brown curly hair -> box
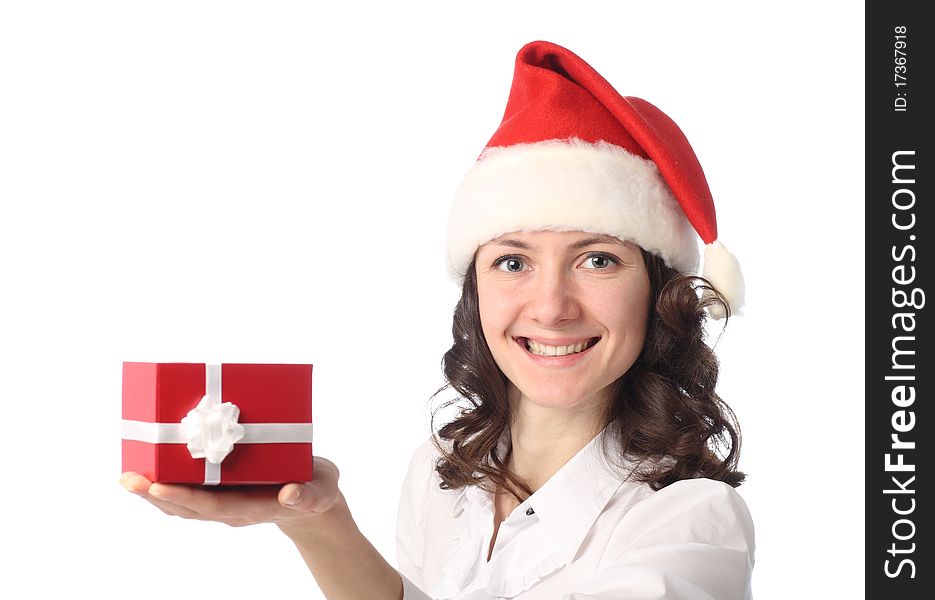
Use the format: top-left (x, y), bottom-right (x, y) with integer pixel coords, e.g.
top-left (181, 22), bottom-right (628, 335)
top-left (430, 248), bottom-right (745, 503)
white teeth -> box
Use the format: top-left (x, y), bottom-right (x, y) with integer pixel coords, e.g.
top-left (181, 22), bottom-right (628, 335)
top-left (525, 339), bottom-right (594, 357)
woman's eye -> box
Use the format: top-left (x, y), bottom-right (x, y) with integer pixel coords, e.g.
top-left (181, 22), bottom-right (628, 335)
top-left (495, 257), bottom-right (526, 273)
top-left (582, 254), bottom-right (617, 269)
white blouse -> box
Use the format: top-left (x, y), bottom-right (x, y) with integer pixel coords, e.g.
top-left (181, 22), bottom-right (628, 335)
top-left (395, 427), bottom-right (755, 599)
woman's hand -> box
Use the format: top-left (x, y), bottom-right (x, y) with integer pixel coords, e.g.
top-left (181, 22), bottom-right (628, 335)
top-left (119, 456), bottom-right (343, 532)
top-left (121, 458), bottom-right (405, 598)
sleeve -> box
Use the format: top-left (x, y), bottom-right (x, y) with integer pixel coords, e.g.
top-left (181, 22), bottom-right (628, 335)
top-left (562, 479), bottom-right (755, 600)
top-left (401, 573), bottom-right (434, 600)
top-left (396, 437), bottom-right (438, 600)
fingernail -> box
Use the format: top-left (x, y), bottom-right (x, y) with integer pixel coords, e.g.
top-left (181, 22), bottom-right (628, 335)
top-left (149, 485), bottom-right (167, 500)
top-left (283, 487), bottom-right (303, 506)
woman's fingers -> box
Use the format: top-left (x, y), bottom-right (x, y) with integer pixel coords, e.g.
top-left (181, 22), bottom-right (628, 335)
top-left (120, 471), bottom-right (151, 495)
top-left (147, 482), bottom-right (282, 522)
top-left (120, 472), bottom-right (210, 521)
top-left (120, 471), bottom-right (274, 522)
top-left (146, 494), bottom-right (206, 521)
top-left (118, 456), bottom-right (343, 526)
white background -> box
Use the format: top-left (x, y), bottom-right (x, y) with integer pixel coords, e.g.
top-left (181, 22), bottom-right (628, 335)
top-left (0, 2), bottom-right (863, 598)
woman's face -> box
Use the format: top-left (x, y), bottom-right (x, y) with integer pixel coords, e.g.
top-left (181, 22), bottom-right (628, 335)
top-left (475, 230), bottom-right (651, 413)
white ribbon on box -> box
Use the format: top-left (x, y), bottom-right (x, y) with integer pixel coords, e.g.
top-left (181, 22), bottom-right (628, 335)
top-left (121, 364), bottom-right (314, 485)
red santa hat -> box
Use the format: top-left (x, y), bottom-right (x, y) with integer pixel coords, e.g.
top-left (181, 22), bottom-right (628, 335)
top-left (446, 41), bottom-right (744, 319)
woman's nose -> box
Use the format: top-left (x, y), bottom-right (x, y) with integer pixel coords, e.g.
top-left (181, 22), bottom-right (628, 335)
top-left (523, 266), bottom-right (581, 326)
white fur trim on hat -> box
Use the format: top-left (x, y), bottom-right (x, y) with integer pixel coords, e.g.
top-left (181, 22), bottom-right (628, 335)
top-left (446, 138), bottom-right (699, 280)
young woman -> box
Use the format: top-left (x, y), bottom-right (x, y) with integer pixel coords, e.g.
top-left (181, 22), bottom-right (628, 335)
top-left (121, 41), bottom-right (754, 599)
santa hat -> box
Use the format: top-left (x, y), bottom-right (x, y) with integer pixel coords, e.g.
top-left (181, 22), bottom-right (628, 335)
top-left (446, 41), bottom-right (744, 319)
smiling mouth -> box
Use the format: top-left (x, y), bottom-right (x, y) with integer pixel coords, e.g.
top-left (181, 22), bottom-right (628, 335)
top-left (515, 337), bottom-right (600, 357)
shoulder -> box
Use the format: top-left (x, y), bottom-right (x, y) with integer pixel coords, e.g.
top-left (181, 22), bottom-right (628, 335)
top-left (397, 434), bottom-right (469, 527)
top-left (578, 479), bottom-right (755, 599)
top-left (396, 435), bottom-right (457, 575)
top-left (402, 435), bottom-right (446, 487)
top-left (612, 478), bottom-right (755, 553)
top-left (647, 478), bottom-right (753, 524)
top-left (398, 434), bottom-right (462, 512)
top-left (398, 436), bottom-right (439, 506)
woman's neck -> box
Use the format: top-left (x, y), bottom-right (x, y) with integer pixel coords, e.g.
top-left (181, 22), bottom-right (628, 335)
top-left (506, 389), bottom-right (609, 493)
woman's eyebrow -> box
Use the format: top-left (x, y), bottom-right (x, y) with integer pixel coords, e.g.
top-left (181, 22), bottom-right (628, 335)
top-left (568, 234), bottom-right (628, 250)
top-left (489, 238), bottom-right (532, 249)
top-left (487, 235), bottom-right (629, 251)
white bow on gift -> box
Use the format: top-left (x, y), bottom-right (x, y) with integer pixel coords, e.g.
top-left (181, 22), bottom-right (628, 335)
top-left (180, 393), bottom-right (245, 465)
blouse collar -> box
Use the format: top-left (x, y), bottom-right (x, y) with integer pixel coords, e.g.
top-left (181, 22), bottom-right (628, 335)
top-left (441, 425), bottom-right (634, 597)
top-left (525, 425), bottom-right (627, 564)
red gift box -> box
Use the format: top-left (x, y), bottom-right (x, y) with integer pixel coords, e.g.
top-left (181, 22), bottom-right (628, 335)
top-left (122, 362), bottom-right (313, 485)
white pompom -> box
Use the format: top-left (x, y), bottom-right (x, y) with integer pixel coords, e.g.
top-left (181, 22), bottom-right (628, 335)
top-left (701, 241), bottom-right (745, 320)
